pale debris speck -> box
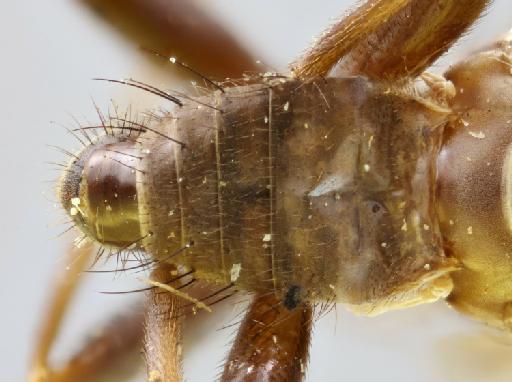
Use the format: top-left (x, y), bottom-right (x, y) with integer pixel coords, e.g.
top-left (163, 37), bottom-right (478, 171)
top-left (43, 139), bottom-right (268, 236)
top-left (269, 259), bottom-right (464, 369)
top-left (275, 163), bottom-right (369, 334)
top-left (230, 263), bottom-right (242, 282)
top-left (272, 335), bottom-right (277, 344)
top-left (262, 233), bottom-right (272, 242)
top-left (449, 219), bottom-right (454, 225)
top-left (70, 197), bottom-right (87, 217)
top-left (363, 164), bottom-right (371, 172)
top-left (381, 242), bottom-right (388, 248)
top-left (423, 224), bottom-right (430, 231)
top-left (304, 122), bottom-right (309, 129)
top-left (424, 263), bottom-right (431, 270)
top-left (148, 370), bottom-right (161, 382)
top-left (461, 119), bottom-right (470, 127)
top-left (169, 57), bottom-right (176, 64)
top-left (264, 116), bottom-right (269, 124)
top-left (368, 135), bottom-right (374, 149)
top-left (401, 219), bottom-right (408, 231)
top-left (283, 101), bottom-right (290, 111)
top-left (247, 366), bottom-right (254, 374)
top-left (469, 131), bottom-right (486, 139)
top-left (467, 226), bottom-right (473, 235)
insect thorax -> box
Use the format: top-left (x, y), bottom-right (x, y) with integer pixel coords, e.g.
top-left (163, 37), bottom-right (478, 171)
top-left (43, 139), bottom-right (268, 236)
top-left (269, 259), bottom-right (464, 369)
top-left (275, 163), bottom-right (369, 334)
top-left (132, 76), bottom-right (456, 313)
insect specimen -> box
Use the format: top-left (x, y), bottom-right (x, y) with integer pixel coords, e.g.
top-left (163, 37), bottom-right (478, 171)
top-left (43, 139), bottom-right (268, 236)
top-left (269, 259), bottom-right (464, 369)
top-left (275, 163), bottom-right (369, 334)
top-left (28, 0), bottom-right (512, 381)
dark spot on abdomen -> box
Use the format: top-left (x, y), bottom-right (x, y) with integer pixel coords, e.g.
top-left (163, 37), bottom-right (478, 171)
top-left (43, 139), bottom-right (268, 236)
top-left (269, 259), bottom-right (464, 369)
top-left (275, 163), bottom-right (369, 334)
top-left (283, 285), bottom-right (302, 310)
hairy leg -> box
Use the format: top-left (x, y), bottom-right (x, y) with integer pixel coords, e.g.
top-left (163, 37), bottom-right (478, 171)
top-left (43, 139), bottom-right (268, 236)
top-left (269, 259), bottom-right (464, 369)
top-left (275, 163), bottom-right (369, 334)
top-left (144, 264), bottom-right (184, 382)
top-left (28, 253), bottom-right (217, 382)
top-left (293, 0), bottom-right (491, 80)
top-left (221, 293), bottom-right (313, 382)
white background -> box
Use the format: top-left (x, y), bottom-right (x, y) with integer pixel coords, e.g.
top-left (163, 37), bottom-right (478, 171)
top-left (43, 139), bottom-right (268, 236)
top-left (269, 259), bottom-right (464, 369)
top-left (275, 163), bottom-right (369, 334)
top-left (2, 0), bottom-right (512, 381)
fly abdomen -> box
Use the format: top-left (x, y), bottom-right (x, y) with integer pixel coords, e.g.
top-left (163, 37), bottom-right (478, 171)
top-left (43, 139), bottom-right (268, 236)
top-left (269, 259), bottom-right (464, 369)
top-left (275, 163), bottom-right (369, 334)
top-left (62, 76), bottom-right (457, 310)
top-left (138, 76), bottom-right (456, 309)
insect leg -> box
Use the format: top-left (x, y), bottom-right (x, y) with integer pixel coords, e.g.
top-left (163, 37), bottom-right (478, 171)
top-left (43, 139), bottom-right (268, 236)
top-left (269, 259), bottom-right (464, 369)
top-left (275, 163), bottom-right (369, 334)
top-left (40, 308), bottom-right (144, 382)
top-left (28, 241), bottom-right (145, 382)
top-left (144, 264), bottom-right (184, 382)
top-left (221, 293), bottom-right (313, 382)
top-left (28, 241), bottom-right (93, 382)
top-left (293, 0), bottom-right (491, 80)
top-left (80, 0), bottom-right (259, 79)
